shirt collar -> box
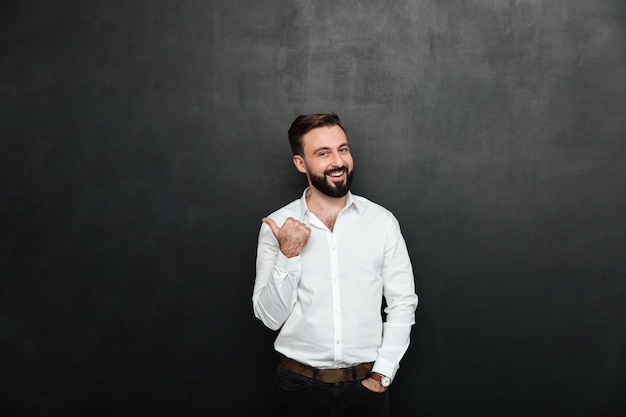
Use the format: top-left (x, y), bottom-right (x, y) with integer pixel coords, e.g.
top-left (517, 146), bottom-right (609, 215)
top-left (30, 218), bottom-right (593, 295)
top-left (298, 187), bottom-right (361, 219)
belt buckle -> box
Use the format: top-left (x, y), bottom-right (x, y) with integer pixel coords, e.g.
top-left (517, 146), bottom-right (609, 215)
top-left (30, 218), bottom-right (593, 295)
top-left (320, 369), bottom-right (344, 383)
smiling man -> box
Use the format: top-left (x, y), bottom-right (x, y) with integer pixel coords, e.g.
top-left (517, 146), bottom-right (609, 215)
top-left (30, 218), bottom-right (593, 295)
top-left (253, 113), bottom-right (418, 417)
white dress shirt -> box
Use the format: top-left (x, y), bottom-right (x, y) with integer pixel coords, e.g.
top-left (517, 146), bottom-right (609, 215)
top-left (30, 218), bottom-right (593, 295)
top-left (253, 189), bottom-right (418, 380)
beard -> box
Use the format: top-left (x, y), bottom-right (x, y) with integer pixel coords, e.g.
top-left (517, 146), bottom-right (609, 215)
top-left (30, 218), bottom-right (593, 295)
top-left (308, 166), bottom-right (353, 198)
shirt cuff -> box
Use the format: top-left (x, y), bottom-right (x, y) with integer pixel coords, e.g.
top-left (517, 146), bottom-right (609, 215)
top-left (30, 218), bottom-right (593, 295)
top-left (274, 250), bottom-right (301, 274)
top-left (371, 356), bottom-right (397, 381)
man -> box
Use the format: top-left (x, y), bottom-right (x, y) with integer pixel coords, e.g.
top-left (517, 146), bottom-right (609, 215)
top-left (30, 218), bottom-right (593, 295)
top-left (253, 113), bottom-right (418, 417)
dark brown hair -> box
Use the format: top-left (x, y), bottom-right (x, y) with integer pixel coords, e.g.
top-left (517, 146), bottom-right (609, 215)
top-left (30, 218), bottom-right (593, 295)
top-left (287, 113), bottom-right (346, 156)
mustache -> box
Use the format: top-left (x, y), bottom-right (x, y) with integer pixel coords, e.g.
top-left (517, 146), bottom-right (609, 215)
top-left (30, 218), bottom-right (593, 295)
top-left (324, 167), bottom-right (348, 176)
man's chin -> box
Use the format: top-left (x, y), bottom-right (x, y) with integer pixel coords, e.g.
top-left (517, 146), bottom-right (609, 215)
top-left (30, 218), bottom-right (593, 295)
top-left (325, 184), bottom-right (350, 198)
top-left (309, 171), bottom-right (352, 198)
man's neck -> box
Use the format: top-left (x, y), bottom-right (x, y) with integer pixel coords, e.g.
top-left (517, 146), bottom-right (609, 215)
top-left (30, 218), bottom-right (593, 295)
top-left (305, 187), bottom-right (348, 215)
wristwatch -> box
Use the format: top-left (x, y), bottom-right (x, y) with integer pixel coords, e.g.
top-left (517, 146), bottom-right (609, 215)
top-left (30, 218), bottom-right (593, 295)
top-left (370, 372), bottom-right (391, 388)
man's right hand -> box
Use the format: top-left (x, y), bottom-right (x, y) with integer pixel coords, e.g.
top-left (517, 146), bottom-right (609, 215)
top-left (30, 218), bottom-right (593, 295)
top-left (262, 217), bottom-right (311, 258)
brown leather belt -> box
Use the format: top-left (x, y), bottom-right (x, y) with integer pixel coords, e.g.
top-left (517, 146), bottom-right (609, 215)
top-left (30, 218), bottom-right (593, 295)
top-left (279, 355), bottom-right (374, 384)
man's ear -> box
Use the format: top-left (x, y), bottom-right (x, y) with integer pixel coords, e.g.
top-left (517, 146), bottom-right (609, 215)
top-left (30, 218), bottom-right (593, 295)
top-left (293, 155), bottom-right (307, 174)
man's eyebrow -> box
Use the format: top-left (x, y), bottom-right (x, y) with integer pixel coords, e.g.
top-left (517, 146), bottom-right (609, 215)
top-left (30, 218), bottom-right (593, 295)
top-left (312, 146), bottom-right (330, 154)
top-left (311, 143), bottom-right (349, 154)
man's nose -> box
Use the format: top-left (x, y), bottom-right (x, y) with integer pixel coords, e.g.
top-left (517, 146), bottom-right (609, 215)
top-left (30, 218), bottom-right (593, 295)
top-left (330, 151), bottom-right (344, 166)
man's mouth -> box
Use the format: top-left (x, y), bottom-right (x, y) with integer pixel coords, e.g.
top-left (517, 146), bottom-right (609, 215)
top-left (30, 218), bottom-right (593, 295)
top-left (326, 168), bottom-right (347, 180)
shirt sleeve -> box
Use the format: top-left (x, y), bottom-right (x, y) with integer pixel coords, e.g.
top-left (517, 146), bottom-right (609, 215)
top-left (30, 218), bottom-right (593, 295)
top-left (372, 215), bottom-right (419, 380)
top-left (252, 221), bottom-right (303, 331)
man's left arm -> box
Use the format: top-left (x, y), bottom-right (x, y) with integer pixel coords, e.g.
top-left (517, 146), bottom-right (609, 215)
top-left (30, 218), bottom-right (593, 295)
top-left (370, 215), bottom-right (418, 385)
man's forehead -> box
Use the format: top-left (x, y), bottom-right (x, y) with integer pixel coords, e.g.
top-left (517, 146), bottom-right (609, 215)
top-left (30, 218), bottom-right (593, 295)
top-left (302, 125), bottom-right (348, 147)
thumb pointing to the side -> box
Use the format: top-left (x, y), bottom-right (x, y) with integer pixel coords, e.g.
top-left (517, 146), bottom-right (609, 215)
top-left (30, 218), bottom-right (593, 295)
top-left (261, 217), bottom-right (280, 238)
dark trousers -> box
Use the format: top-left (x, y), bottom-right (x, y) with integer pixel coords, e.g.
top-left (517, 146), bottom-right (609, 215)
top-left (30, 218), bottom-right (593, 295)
top-left (273, 365), bottom-right (390, 417)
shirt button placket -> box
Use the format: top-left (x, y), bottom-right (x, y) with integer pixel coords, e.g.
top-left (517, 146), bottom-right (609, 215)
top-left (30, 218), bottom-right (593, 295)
top-left (330, 234), bottom-right (342, 362)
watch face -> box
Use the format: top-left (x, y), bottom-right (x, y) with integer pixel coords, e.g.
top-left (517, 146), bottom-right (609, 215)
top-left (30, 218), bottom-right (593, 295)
top-left (381, 376), bottom-right (391, 387)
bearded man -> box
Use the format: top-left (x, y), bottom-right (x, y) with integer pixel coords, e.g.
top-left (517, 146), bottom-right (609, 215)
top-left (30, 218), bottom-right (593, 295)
top-left (253, 113), bottom-right (418, 417)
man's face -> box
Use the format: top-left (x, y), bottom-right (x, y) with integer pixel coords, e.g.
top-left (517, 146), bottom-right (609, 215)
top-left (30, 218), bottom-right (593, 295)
top-left (294, 125), bottom-right (354, 198)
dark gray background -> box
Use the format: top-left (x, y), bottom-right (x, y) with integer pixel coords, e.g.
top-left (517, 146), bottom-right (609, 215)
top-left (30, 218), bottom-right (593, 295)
top-left (2, 1), bottom-right (625, 416)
